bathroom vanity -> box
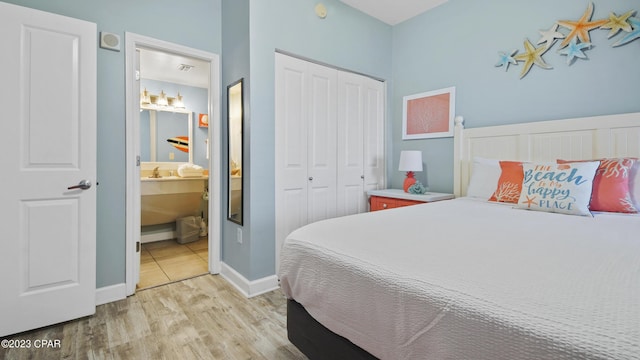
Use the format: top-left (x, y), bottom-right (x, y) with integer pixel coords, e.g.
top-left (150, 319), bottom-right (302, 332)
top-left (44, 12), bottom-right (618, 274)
top-left (141, 174), bottom-right (207, 227)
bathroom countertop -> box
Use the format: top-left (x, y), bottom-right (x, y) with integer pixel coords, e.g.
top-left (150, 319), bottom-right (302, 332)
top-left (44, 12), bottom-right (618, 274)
top-left (141, 176), bottom-right (208, 182)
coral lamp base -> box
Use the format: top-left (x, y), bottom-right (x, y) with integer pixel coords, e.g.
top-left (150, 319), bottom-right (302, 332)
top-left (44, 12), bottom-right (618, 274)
top-left (403, 172), bottom-right (416, 192)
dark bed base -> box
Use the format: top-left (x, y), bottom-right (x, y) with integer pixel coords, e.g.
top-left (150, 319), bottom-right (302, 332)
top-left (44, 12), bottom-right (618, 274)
top-left (287, 299), bottom-right (378, 360)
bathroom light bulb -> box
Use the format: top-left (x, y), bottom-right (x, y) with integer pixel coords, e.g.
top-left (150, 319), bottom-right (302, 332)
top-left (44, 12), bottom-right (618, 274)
top-left (156, 90), bottom-right (168, 106)
top-left (173, 92), bottom-right (185, 108)
top-left (140, 88), bottom-right (151, 105)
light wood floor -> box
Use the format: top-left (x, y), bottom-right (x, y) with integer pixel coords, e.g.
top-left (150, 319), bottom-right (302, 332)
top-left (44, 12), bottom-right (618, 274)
top-left (138, 238), bottom-right (209, 290)
top-left (0, 275), bottom-right (307, 360)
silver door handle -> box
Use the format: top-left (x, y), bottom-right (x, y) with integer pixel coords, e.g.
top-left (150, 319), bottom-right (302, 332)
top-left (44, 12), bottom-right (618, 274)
top-left (68, 180), bottom-right (92, 190)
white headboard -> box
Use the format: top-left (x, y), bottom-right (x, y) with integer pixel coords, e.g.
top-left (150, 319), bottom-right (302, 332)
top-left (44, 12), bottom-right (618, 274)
top-left (453, 112), bottom-right (640, 197)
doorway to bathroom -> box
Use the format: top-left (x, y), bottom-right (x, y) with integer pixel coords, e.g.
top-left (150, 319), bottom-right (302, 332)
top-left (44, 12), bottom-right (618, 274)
top-left (125, 33), bottom-right (221, 295)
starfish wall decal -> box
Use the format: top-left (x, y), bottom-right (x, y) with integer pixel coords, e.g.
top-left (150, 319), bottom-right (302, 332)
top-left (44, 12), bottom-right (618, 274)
top-left (514, 38), bottom-right (552, 78)
top-left (613, 17), bottom-right (640, 46)
top-left (601, 10), bottom-right (636, 38)
top-left (558, 38), bottom-right (592, 65)
top-left (495, 49), bottom-right (518, 71)
top-left (494, 3), bottom-right (638, 77)
top-left (557, 2), bottom-right (607, 48)
top-left (537, 24), bottom-right (565, 46)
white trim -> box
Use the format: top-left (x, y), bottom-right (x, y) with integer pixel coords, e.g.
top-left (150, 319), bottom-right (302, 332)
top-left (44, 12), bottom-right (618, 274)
top-left (124, 32), bottom-right (221, 295)
top-left (140, 230), bottom-right (175, 243)
top-left (96, 283), bottom-right (127, 306)
top-left (220, 263), bottom-right (280, 298)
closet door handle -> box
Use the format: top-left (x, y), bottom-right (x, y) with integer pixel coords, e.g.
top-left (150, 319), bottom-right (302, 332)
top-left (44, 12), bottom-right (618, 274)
top-left (68, 180), bottom-right (92, 190)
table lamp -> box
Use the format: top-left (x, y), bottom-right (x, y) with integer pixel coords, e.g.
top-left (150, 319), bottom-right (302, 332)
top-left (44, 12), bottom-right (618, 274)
top-left (399, 150), bottom-right (423, 192)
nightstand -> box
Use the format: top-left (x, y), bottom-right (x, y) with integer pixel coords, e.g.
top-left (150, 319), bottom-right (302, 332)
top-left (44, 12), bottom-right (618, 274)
top-left (367, 189), bottom-right (454, 211)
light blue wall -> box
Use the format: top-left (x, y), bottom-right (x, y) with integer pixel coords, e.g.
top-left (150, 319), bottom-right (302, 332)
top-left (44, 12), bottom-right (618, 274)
top-left (391, 0), bottom-right (640, 193)
top-left (11, 0), bottom-right (639, 287)
top-left (221, 0), bottom-right (251, 278)
top-left (244, 0), bottom-right (393, 280)
top-left (6, 0), bottom-right (222, 288)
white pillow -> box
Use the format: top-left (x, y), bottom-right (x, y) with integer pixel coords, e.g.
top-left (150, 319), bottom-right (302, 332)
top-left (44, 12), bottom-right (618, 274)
top-left (516, 161), bottom-right (599, 216)
top-left (466, 157), bottom-right (500, 199)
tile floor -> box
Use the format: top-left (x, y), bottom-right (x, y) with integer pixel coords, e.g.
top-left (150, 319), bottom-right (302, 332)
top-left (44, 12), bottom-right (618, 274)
top-left (137, 237), bottom-right (208, 290)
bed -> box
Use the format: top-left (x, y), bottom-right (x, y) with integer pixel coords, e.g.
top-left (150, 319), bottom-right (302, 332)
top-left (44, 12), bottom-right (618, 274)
top-left (278, 112), bottom-right (640, 360)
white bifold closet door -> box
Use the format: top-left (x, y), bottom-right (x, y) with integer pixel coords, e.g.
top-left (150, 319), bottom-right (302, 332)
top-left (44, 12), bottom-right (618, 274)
top-left (275, 53), bottom-right (385, 272)
top-left (337, 71), bottom-right (385, 216)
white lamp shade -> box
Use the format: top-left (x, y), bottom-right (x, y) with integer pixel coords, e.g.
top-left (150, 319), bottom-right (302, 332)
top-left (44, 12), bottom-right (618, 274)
top-left (398, 150), bottom-right (423, 172)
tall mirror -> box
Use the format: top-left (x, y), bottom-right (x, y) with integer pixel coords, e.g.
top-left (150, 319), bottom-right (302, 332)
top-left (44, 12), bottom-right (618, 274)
top-left (227, 79), bottom-right (243, 225)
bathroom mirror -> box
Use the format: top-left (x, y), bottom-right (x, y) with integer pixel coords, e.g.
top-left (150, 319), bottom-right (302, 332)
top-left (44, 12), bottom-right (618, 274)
top-left (140, 106), bottom-right (193, 163)
top-left (227, 79), bottom-right (243, 225)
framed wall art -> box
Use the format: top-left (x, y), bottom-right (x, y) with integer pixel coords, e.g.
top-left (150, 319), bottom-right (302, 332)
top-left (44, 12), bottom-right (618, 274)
top-left (198, 113), bottom-right (209, 128)
top-left (402, 86), bottom-right (455, 140)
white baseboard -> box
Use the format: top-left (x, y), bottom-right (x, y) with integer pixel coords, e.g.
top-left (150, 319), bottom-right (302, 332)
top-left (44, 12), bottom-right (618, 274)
top-left (220, 262), bottom-right (279, 298)
top-left (96, 283), bottom-right (127, 306)
top-left (141, 230), bottom-right (175, 243)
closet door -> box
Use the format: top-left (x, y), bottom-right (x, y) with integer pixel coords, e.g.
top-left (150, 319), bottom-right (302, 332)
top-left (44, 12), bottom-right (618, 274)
top-left (276, 53), bottom-right (384, 271)
top-left (337, 72), bottom-right (385, 216)
top-left (337, 71), bottom-right (365, 216)
top-left (361, 75), bottom-right (386, 196)
top-left (275, 54), bottom-right (338, 270)
top-left (275, 53), bottom-right (309, 261)
top-left (307, 62), bottom-right (337, 223)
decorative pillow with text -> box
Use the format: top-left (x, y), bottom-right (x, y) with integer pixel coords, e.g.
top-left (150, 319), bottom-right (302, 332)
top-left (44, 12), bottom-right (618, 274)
top-left (516, 162), bottom-right (599, 216)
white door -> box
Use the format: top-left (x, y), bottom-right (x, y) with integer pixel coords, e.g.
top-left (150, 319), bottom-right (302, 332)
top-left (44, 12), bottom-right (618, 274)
top-left (307, 62), bottom-right (337, 223)
top-left (275, 54), bottom-right (339, 272)
top-left (275, 53), bottom-right (309, 262)
top-left (361, 75), bottom-right (386, 199)
top-left (337, 72), bottom-right (385, 215)
top-left (337, 71), bottom-right (365, 216)
top-left (0, 2), bottom-right (97, 337)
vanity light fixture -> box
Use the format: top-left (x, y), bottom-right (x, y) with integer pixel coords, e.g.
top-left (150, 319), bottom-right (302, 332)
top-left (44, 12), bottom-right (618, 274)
top-left (140, 89), bottom-right (186, 109)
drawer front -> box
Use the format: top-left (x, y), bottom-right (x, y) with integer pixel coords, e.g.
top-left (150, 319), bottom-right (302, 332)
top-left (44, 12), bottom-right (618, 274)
top-left (370, 196), bottom-right (397, 211)
top-left (396, 199), bottom-right (424, 207)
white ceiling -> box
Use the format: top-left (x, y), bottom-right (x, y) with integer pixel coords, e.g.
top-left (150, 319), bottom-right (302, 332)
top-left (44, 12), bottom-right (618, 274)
top-left (139, 47), bottom-right (210, 89)
top-left (339, 0), bottom-right (449, 25)
top-left (140, 1), bottom-right (447, 86)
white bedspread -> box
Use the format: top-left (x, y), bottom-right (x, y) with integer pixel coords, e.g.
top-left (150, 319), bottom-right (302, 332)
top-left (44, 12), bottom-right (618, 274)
top-left (278, 198), bottom-right (640, 360)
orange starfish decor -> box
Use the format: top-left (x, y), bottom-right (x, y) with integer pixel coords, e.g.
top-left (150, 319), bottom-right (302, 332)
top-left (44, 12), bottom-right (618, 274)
top-left (557, 2), bottom-right (607, 48)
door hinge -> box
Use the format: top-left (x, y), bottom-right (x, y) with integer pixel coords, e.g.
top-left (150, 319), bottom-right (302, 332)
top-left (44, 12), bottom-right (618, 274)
top-left (136, 155), bottom-right (140, 166)
top-left (136, 241), bottom-right (140, 252)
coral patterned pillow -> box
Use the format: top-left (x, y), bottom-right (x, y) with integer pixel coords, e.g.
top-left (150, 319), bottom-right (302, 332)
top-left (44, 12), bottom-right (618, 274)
top-left (558, 158), bottom-right (637, 213)
top-left (517, 162), bottom-right (599, 216)
top-left (489, 161), bottom-right (524, 203)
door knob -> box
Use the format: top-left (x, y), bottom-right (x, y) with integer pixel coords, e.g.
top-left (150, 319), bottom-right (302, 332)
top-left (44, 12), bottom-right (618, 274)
top-left (68, 180), bottom-right (92, 190)
top-left (308, 177), bottom-right (313, 181)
